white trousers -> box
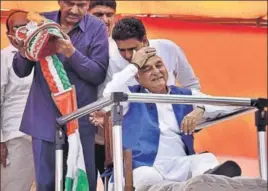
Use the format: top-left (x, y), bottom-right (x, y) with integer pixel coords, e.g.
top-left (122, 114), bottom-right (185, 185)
top-left (1, 136), bottom-right (34, 191)
top-left (109, 153), bottom-right (218, 190)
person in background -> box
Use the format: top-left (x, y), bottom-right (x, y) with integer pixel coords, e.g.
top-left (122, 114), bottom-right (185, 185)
top-left (88, 0), bottom-right (117, 181)
top-left (88, 0), bottom-right (116, 37)
top-left (98, 16), bottom-right (201, 98)
top-left (10, 1), bottom-right (109, 190)
top-left (0, 10), bottom-right (34, 191)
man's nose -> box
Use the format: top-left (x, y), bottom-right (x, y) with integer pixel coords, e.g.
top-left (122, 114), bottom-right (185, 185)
top-left (125, 50), bottom-right (133, 61)
top-left (70, 5), bottom-right (79, 14)
top-left (152, 66), bottom-right (160, 74)
top-left (102, 15), bottom-right (109, 24)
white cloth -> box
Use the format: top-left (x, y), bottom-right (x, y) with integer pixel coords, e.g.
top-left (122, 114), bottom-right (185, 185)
top-left (98, 38), bottom-right (200, 98)
top-left (104, 64), bottom-right (244, 188)
top-left (1, 136), bottom-right (34, 191)
top-left (0, 45), bottom-right (33, 142)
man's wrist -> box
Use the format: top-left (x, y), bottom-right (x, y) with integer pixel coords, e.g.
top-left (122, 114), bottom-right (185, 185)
top-left (65, 47), bottom-right (76, 58)
top-left (131, 62), bottom-right (140, 69)
top-left (196, 105), bottom-right (205, 111)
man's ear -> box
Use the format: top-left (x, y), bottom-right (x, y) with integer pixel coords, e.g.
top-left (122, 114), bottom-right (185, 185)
top-left (142, 36), bottom-right (149, 46)
top-left (7, 33), bottom-right (12, 42)
top-left (135, 74), bottom-right (140, 81)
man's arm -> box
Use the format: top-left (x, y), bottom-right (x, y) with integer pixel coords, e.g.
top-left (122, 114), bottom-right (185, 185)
top-left (67, 24), bottom-right (109, 86)
top-left (97, 59), bottom-right (114, 99)
top-left (181, 90), bottom-right (245, 134)
top-left (1, 50), bottom-right (9, 142)
top-left (12, 53), bottom-right (35, 78)
top-left (192, 89), bottom-right (245, 120)
top-left (103, 64), bottom-right (138, 115)
top-left (169, 41), bottom-right (200, 90)
top-left (0, 50), bottom-right (9, 167)
top-left (1, 50), bottom-right (9, 107)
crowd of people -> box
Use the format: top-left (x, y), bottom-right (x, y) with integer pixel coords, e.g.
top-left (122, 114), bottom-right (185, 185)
top-left (1, 0), bottom-right (244, 191)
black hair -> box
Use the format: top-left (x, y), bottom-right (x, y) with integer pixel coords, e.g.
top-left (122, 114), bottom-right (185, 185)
top-left (112, 17), bottom-right (146, 41)
top-left (89, 0), bottom-right (116, 11)
top-left (5, 10), bottom-right (28, 33)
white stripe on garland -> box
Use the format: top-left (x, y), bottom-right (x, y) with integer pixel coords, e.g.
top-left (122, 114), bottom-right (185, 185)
top-left (45, 56), bottom-right (65, 93)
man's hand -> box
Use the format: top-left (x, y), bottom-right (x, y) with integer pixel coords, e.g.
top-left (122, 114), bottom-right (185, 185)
top-left (131, 47), bottom-right (156, 68)
top-left (55, 31), bottom-right (75, 58)
top-left (89, 109), bottom-right (106, 127)
top-left (0, 142), bottom-right (8, 168)
top-left (7, 35), bottom-right (26, 58)
top-left (181, 107), bottom-right (205, 135)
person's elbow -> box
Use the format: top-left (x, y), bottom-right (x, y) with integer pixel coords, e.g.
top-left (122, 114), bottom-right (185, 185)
top-left (103, 88), bottom-right (111, 98)
top-left (84, 66), bottom-right (106, 86)
top-left (12, 53), bottom-right (34, 78)
top-left (12, 60), bottom-right (32, 78)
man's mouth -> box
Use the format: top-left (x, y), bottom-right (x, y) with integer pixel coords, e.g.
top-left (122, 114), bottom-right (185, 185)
top-left (152, 76), bottom-right (163, 82)
top-left (67, 15), bottom-right (79, 20)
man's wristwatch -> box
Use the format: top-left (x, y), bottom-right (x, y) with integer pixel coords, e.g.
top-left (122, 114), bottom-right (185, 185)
top-left (197, 105), bottom-right (205, 111)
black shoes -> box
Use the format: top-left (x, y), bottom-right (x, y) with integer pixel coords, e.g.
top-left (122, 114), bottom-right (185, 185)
top-left (204, 160), bottom-right (242, 177)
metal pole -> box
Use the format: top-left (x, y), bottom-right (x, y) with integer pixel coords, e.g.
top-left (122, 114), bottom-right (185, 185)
top-left (258, 131), bottom-right (267, 180)
top-left (57, 97), bottom-right (113, 126)
top-left (127, 93), bottom-right (253, 106)
top-left (255, 109), bottom-right (267, 180)
top-left (111, 102), bottom-right (124, 191)
top-left (55, 125), bottom-right (65, 191)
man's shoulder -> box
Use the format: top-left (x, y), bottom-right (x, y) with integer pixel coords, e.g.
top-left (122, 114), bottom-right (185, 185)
top-left (1, 45), bottom-right (17, 58)
top-left (150, 39), bottom-right (181, 49)
top-left (169, 85), bottom-right (192, 95)
top-left (128, 85), bottom-right (142, 93)
top-left (41, 11), bottom-right (58, 21)
top-left (83, 14), bottom-right (105, 31)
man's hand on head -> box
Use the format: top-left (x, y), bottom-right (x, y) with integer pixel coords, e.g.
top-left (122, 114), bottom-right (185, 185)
top-left (131, 47), bottom-right (156, 68)
top-left (181, 107), bottom-right (205, 135)
top-left (55, 31), bottom-right (76, 58)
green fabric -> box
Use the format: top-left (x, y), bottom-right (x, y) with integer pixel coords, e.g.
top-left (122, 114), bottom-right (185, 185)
top-left (51, 55), bottom-right (71, 90)
top-left (65, 177), bottom-right (73, 191)
top-left (75, 169), bottom-right (89, 191)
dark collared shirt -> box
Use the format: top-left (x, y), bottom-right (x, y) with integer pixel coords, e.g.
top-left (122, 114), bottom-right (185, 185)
top-left (13, 11), bottom-right (109, 142)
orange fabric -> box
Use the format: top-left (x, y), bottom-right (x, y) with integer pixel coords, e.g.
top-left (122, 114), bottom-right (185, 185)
top-left (52, 88), bottom-right (79, 136)
top-left (40, 58), bottom-right (59, 93)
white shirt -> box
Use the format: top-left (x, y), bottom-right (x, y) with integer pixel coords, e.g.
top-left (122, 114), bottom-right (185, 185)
top-left (98, 38), bottom-right (200, 98)
top-left (1, 45), bottom-right (33, 142)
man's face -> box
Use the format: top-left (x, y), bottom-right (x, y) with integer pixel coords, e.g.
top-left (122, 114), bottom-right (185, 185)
top-left (115, 37), bottom-right (147, 62)
top-left (88, 5), bottom-right (115, 36)
top-left (59, 0), bottom-right (89, 25)
top-left (136, 55), bottom-right (168, 93)
top-left (7, 12), bottom-right (28, 36)
top-left (7, 12), bottom-right (28, 46)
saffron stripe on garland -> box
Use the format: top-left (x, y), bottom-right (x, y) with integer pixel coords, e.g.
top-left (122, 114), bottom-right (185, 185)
top-left (40, 58), bottom-right (59, 93)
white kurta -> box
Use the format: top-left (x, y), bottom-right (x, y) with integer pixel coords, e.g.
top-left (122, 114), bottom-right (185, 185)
top-left (1, 45), bottom-right (34, 191)
top-left (104, 64), bottom-right (243, 188)
top-left (1, 45), bottom-right (33, 142)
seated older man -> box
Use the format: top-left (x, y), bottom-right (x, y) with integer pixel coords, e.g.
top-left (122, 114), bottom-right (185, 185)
top-left (102, 52), bottom-right (242, 188)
